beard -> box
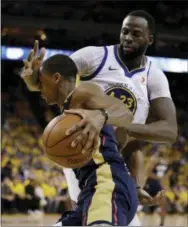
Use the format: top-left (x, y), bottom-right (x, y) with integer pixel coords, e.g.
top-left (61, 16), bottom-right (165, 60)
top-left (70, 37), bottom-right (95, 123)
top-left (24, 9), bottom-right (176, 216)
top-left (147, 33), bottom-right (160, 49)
top-left (120, 43), bottom-right (147, 61)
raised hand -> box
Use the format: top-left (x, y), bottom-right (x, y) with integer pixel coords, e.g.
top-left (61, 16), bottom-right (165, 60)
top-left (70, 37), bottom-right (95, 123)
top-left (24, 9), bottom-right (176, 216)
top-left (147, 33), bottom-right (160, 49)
top-left (20, 40), bottom-right (46, 91)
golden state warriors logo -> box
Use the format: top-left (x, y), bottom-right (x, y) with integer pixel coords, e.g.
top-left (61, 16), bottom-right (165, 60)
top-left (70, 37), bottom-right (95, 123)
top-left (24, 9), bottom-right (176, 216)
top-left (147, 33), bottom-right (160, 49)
top-left (105, 86), bottom-right (137, 114)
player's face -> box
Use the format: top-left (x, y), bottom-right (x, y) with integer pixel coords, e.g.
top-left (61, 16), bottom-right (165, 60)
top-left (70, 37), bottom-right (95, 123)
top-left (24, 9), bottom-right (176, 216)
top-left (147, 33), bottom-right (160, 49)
top-left (39, 69), bottom-right (62, 105)
top-left (120, 16), bottom-right (153, 59)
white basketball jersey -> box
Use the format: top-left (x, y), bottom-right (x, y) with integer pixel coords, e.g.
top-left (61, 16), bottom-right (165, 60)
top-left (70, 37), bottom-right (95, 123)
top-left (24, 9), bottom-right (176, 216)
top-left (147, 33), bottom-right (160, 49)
top-left (71, 45), bottom-right (171, 124)
top-left (79, 44), bottom-right (151, 124)
top-left (62, 45), bottom-right (171, 225)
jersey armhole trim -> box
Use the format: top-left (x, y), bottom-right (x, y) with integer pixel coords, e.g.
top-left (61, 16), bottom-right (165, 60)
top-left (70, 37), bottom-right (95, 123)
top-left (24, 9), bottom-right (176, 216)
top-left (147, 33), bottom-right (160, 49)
top-left (147, 61), bottom-right (152, 101)
top-left (147, 61), bottom-right (152, 78)
top-left (80, 46), bottom-right (108, 81)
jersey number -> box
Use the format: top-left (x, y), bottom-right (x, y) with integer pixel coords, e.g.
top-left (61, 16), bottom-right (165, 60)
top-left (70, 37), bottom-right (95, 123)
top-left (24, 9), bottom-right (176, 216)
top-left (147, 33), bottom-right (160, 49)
top-left (105, 87), bottom-right (137, 114)
top-left (109, 91), bottom-right (133, 109)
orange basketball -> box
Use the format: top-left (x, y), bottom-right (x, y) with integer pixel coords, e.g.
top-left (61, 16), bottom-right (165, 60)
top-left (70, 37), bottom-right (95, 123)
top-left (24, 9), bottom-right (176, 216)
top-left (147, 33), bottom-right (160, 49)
top-left (42, 114), bottom-right (92, 168)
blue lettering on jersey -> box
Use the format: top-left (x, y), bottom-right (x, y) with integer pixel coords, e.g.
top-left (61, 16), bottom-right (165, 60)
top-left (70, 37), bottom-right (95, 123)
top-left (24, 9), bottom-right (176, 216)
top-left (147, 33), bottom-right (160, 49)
top-left (105, 86), bottom-right (137, 114)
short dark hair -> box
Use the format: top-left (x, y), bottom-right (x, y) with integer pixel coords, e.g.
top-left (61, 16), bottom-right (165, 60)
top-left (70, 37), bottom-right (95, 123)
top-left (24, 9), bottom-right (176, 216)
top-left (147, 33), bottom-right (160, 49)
top-left (127, 10), bottom-right (155, 34)
top-left (42, 54), bottom-right (77, 80)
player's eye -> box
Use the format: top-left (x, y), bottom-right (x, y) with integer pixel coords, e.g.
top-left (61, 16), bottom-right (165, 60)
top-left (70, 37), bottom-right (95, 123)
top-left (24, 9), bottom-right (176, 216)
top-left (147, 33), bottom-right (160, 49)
top-left (132, 31), bottom-right (142, 37)
top-left (121, 29), bottom-right (128, 35)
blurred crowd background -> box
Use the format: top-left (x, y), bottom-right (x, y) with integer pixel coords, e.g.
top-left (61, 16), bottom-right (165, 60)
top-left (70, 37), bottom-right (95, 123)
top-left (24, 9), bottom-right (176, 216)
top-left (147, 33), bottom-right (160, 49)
top-left (2, 1), bottom-right (188, 57)
top-left (1, 0), bottom-right (188, 219)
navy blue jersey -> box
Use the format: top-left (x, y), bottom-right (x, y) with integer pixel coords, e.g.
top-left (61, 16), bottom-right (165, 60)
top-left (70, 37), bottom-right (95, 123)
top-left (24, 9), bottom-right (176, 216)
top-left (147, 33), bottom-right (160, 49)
top-left (62, 92), bottom-right (125, 190)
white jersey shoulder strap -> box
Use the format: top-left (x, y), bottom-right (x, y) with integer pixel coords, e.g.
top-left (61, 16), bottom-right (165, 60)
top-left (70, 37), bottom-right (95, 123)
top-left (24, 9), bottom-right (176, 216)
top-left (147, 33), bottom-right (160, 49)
top-left (80, 46), bottom-right (108, 81)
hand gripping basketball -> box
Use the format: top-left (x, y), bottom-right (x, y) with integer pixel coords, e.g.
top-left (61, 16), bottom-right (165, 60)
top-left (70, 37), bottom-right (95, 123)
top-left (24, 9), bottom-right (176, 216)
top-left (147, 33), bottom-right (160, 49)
top-left (65, 109), bottom-right (105, 155)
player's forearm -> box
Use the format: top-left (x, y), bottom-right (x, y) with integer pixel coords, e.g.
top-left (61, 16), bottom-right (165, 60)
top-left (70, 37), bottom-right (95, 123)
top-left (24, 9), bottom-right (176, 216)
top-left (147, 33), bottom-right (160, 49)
top-left (128, 120), bottom-right (177, 144)
top-left (105, 104), bottom-right (133, 128)
top-left (84, 95), bottom-right (133, 129)
top-left (123, 149), bottom-right (146, 188)
top-left (79, 83), bottom-right (133, 128)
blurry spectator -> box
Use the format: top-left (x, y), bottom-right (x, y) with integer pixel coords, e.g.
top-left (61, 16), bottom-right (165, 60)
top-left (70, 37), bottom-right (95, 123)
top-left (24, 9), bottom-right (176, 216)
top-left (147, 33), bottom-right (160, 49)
top-left (2, 161), bottom-right (13, 181)
top-left (55, 183), bottom-right (71, 214)
top-left (34, 179), bottom-right (47, 210)
top-left (173, 182), bottom-right (188, 213)
top-left (10, 177), bottom-right (26, 213)
top-left (165, 185), bottom-right (177, 214)
top-left (25, 178), bottom-right (41, 213)
top-left (42, 178), bottom-right (57, 213)
top-left (1, 177), bottom-right (16, 214)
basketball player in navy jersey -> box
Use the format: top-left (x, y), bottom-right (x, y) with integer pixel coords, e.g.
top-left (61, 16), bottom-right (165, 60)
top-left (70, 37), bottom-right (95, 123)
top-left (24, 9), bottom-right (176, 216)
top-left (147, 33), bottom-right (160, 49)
top-left (28, 53), bottom-right (139, 226)
top-left (20, 10), bottom-right (177, 225)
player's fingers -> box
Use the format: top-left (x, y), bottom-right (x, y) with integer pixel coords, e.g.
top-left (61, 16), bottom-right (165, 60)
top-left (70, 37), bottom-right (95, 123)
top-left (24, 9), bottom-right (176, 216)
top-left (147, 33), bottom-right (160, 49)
top-left (156, 190), bottom-right (164, 199)
top-left (23, 60), bottom-right (29, 69)
top-left (91, 136), bottom-right (100, 156)
top-left (71, 124), bottom-right (90, 147)
top-left (140, 197), bottom-right (156, 206)
top-left (65, 118), bottom-right (88, 136)
top-left (20, 67), bottom-right (33, 79)
top-left (82, 131), bottom-right (97, 154)
top-left (27, 49), bottom-right (34, 61)
top-left (156, 190), bottom-right (165, 204)
top-left (148, 191), bottom-right (165, 206)
top-left (38, 47), bottom-right (46, 61)
top-left (138, 191), bottom-right (153, 205)
top-left (71, 134), bottom-right (83, 148)
top-left (33, 40), bottom-right (39, 56)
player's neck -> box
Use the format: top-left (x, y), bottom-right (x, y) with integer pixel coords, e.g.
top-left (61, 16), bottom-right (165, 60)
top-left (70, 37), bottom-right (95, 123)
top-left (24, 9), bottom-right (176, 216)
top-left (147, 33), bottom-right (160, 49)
top-left (118, 47), bottom-right (146, 71)
top-left (127, 56), bottom-right (145, 71)
top-left (57, 82), bottom-right (75, 109)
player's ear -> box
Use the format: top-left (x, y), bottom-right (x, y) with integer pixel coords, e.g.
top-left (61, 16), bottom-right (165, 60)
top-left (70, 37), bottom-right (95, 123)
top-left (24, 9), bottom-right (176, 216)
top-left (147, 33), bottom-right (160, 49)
top-left (149, 34), bottom-right (154, 46)
top-left (53, 73), bottom-right (61, 84)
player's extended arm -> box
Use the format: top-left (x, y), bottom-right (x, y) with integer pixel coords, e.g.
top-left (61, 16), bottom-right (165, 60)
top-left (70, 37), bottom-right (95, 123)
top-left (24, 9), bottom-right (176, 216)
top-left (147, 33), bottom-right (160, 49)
top-left (128, 98), bottom-right (178, 144)
top-left (72, 82), bottom-right (133, 128)
top-left (116, 128), bottom-right (145, 187)
top-left (123, 148), bottom-right (145, 187)
top-left (145, 155), bottom-right (161, 180)
top-left (65, 82), bottom-right (133, 152)
top-left (122, 147), bottom-right (165, 206)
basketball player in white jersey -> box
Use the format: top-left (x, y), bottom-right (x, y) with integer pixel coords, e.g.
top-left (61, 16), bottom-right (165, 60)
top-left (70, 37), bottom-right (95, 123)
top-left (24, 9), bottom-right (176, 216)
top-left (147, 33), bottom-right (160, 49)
top-left (58, 10), bottom-right (177, 226)
top-left (20, 10), bottom-right (177, 226)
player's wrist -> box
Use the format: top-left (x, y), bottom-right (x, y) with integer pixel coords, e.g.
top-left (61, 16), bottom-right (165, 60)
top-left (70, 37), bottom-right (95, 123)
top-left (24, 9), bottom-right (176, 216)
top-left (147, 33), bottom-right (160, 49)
top-left (26, 69), bottom-right (41, 91)
top-left (98, 109), bottom-right (109, 125)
